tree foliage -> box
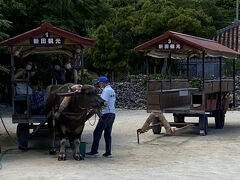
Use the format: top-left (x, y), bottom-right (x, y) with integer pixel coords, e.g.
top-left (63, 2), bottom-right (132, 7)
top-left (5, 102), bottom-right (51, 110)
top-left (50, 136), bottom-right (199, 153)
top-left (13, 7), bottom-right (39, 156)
top-left (0, 14), bottom-right (12, 40)
top-left (0, 0), bottom-right (237, 74)
top-left (88, 0), bottom-right (229, 72)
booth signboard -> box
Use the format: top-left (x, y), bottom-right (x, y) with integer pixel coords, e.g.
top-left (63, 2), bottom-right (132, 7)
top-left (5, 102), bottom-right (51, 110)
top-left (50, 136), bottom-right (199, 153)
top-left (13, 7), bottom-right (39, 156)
top-left (157, 38), bottom-right (182, 50)
top-left (30, 32), bottom-right (64, 45)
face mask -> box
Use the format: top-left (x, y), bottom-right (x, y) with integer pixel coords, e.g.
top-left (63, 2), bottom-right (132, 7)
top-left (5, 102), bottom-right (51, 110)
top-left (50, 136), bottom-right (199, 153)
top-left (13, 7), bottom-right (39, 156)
top-left (54, 65), bottom-right (61, 71)
top-left (26, 64), bottom-right (32, 71)
top-left (64, 63), bottom-right (72, 70)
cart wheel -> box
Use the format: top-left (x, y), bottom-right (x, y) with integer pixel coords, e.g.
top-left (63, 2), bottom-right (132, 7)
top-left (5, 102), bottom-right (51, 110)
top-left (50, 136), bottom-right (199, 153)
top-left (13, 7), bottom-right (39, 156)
top-left (152, 117), bottom-right (162, 134)
top-left (173, 114), bottom-right (185, 123)
top-left (199, 114), bottom-right (208, 136)
top-left (16, 124), bottom-right (21, 138)
top-left (215, 109), bottom-right (225, 129)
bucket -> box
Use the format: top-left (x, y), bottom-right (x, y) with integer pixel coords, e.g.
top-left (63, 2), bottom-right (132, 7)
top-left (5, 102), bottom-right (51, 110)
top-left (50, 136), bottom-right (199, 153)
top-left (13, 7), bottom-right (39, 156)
top-left (79, 142), bottom-right (87, 157)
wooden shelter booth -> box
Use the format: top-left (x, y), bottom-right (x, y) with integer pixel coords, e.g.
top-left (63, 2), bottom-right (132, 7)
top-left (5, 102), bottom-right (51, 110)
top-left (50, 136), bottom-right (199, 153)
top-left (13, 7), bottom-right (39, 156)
top-left (134, 31), bottom-right (239, 135)
top-left (0, 23), bottom-right (95, 147)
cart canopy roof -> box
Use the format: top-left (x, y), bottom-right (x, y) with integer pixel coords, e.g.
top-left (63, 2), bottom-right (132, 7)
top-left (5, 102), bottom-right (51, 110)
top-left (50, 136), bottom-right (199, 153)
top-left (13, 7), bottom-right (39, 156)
top-left (134, 31), bottom-right (240, 59)
top-left (0, 23), bottom-right (95, 58)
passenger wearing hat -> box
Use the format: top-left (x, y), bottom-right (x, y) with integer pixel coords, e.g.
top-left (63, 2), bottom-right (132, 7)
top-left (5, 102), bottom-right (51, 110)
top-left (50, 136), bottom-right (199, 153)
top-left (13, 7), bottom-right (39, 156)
top-left (86, 76), bottom-right (116, 158)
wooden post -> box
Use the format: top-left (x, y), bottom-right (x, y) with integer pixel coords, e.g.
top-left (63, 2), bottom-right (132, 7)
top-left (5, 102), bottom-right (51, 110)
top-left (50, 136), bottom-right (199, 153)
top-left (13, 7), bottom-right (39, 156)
top-left (10, 46), bottom-right (15, 114)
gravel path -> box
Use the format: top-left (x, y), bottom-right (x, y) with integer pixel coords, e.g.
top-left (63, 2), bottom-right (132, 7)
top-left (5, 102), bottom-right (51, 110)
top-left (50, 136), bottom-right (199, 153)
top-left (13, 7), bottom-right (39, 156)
top-left (0, 109), bottom-right (240, 180)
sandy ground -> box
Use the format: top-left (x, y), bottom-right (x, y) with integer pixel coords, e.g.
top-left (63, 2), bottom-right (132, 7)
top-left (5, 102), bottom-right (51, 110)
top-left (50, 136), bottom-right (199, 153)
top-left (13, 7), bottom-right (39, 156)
top-left (1, 109), bottom-right (240, 180)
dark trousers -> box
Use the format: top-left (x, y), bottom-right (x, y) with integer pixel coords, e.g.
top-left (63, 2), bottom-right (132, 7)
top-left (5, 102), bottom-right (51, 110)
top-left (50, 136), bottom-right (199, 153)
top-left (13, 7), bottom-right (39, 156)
top-left (91, 113), bottom-right (115, 154)
top-left (17, 124), bottom-right (29, 151)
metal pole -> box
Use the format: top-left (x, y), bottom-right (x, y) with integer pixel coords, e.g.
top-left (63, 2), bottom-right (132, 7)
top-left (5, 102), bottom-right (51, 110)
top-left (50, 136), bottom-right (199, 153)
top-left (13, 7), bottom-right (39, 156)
top-left (137, 131), bottom-right (140, 144)
top-left (236, 25), bottom-right (239, 51)
top-left (10, 46), bottom-right (15, 114)
top-left (219, 57), bottom-right (222, 94)
top-left (80, 49), bottom-right (84, 84)
top-left (202, 51), bottom-right (205, 90)
top-left (233, 58), bottom-right (236, 107)
top-left (167, 51), bottom-right (172, 85)
top-left (231, 27), bottom-right (235, 49)
top-left (236, 0), bottom-right (239, 21)
top-left (187, 56), bottom-right (190, 80)
top-left (146, 56), bottom-right (149, 75)
top-left (227, 29), bottom-right (230, 48)
top-left (169, 52), bottom-right (172, 82)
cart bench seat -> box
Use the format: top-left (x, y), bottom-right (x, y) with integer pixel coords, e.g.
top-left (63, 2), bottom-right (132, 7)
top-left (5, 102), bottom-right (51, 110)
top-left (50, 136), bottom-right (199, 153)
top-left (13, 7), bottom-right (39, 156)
top-left (12, 114), bottom-right (47, 124)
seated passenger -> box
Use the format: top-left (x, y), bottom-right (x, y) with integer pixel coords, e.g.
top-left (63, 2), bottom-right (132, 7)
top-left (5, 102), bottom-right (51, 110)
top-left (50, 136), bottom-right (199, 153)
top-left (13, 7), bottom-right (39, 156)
top-left (63, 58), bottom-right (75, 83)
top-left (52, 60), bottom-right (66, 85)
top-left (28, 64), bottom-right (45, 115)
top-left (14, 60), bottom-right (44, 115)
top-left (14, 61), bottom-right (34, 95)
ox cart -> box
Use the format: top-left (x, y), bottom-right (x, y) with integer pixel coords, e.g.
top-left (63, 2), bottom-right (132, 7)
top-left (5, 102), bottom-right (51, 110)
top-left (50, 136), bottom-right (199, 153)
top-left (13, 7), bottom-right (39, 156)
top-left (0, 23), bottom-right (95, 150)
top-left (134, 31), bottom-right (239, 137)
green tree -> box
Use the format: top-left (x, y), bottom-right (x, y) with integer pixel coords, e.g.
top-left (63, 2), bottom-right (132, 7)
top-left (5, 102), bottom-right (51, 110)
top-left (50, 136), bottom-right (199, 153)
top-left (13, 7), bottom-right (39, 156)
top-left (43, 0), bottom-right (111, 34)
top-left (171, 0), bottom-right (236, 30)
top-left (0, 3), bottom-right (11, 88)
top-left (0, 0), bottom-right (238, 77)
top-left (88, 25), bottom-right (124, 70)
top-left (0, 14), bottom-right (12, 40)
top-left (0, 0), bottom-right (12, 39)
top-left (88, 0), bottom-right (217, 74)
top-left (0, 0), bottom-right (111, 36)
top-left (0, 0), bottom-right (35, 36)
top-left (166, 8), bottom-right (215, 38)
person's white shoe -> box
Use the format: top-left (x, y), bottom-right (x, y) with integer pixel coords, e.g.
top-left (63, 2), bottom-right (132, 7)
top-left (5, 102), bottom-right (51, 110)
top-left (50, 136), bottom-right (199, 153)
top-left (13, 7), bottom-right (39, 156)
top-left (85, 152), bottom-right (99, 157)
top-left (102, 153), bottom-right (112, 158)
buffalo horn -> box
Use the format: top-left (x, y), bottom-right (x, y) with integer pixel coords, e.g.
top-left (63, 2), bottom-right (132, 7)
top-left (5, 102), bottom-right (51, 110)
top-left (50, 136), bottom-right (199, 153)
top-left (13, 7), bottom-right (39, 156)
top-left (56, 91), bottom-right (79, 96)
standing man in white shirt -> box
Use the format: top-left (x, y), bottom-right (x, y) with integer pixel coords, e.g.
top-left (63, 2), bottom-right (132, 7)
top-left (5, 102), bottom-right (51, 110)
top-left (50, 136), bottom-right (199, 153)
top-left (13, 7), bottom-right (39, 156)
top-left (86, 76), bottom-right (116, 158)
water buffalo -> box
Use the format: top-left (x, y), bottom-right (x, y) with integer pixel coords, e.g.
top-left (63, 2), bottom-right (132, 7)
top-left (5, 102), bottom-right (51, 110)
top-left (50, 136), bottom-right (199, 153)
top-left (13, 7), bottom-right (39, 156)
top-left (45, 83), bottom-right (105, 160)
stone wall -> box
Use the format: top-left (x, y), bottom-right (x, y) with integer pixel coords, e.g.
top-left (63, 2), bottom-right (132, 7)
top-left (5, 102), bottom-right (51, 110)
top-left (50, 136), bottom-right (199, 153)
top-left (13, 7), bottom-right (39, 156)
top-left (113, 75), bottom-right (240, 110)
top-left (112, 75), bottom-right (148, 110)
top-left (231, 76), bottom-right (240, 106)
